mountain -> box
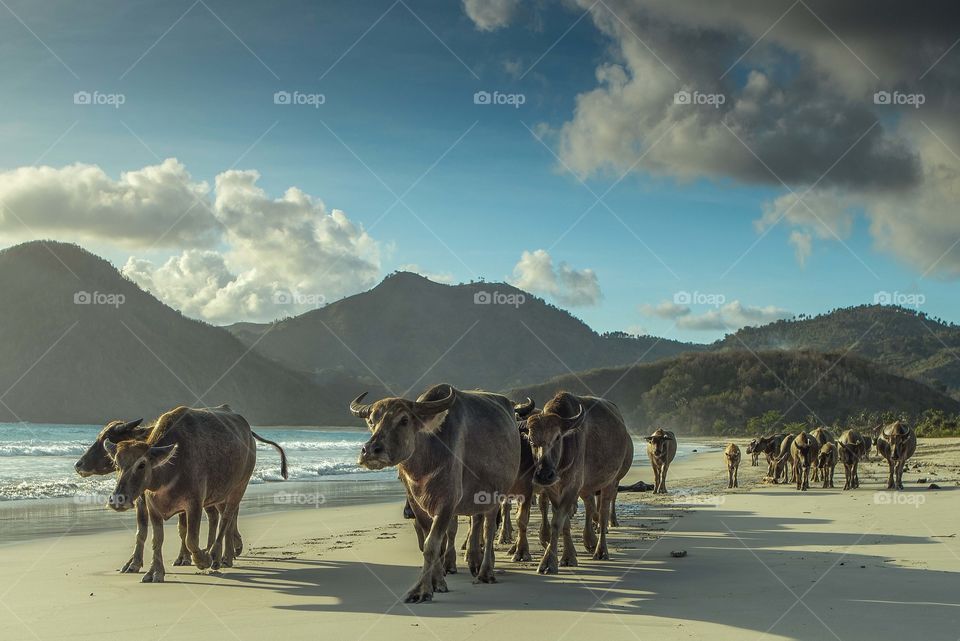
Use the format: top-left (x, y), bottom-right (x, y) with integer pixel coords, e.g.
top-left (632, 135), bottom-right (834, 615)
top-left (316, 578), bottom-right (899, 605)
top-left (506, 349), bottom-right (960, 435)
top-left (0, 241), bottom-right (385, 425)
top-left (714, 305), bottom-right (960, 397)
top-left (225, 271), bottom-right (703, 393)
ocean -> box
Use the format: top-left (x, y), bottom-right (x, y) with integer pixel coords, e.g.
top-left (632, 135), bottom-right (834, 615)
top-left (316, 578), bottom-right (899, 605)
top-left (0, 423), bottom-right (717, 543)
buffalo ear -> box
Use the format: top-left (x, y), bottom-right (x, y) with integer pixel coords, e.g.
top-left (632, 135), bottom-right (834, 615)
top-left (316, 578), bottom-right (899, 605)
top-left (420, 410), bottom-right (449, 434)
top-left (148, 444), bottom-right (178, 467)
top-left (645, 436), bottom-right (654, 443)
top-left (103, 439), bottom-right (118, 459)
top-left (663, 433), bottom-right (675, 441)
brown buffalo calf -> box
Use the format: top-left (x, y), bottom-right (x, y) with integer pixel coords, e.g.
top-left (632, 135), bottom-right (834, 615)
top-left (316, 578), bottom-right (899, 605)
top-left (817, 442), bottom-right (837, 489)
top-left (724, 443), bottom-right (741, 488)
top-left (790, 432), bottom-right (818, 491)
top-left (646, 428), bottom-right (677, 494)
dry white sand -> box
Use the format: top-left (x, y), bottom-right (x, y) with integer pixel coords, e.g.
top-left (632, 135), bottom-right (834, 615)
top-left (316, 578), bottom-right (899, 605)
top-left (2, 439), bottom-right (958, 641)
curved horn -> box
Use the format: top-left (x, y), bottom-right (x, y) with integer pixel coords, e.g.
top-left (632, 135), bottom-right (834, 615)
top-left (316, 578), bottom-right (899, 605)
top-left (349, 393), bottom-right (373, 419)
top-left (514, 397), bottom-right (535, 419)
top-left (414, 386), bottom-right (456, 415)
top-left (559, 404), bottom-right (584, 431)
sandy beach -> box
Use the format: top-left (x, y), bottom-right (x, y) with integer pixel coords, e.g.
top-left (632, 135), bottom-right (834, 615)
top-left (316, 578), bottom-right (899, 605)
top-left (2, 439), bottom-right (958, 641)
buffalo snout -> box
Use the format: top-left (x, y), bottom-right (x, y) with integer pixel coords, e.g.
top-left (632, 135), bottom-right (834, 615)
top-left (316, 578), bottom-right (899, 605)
top-left (358, 439), bottom-right (388, 469)
top-left (534, 465), bottom-right (557, 486)
top-left (107, 492), bottom-right (132, 512)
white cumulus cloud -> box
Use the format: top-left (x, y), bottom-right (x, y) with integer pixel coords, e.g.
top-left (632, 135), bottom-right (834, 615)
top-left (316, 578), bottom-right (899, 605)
top-left (510, 249), bottom-right (602, 307)
top-left (462, 0), bottom-right (520, 30)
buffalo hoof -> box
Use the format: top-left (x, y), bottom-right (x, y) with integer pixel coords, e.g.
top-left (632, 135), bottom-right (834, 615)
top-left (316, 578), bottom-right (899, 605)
top-left (141, 568), bottom-right (165, 583)
top-left (404, 584), bottom-right (434, 604)
top-left (220, 556), bottom-right (234, 569)
top-left (582, 540), bottom-right (597, 556)
top-left (192, 551), bottom-right (213, 570)
top-left (592, 548), bottom-right (610, 561)
top-left (120, 557), bottom-right (143, 573)
top-left (474, 571), bottom-right (497, 584)
top-left (610, 517), bottom-right (620, 528)
top-left (537, 557), bottom-right (558, 575)
top-left (512, 547), bottom-right (532, 562)
top-left (559, 554), bottom-right (578, 568)
top-left (172, 554), bottom-right (192, 567)
top-left (233, 535), bottom-right (244, 557)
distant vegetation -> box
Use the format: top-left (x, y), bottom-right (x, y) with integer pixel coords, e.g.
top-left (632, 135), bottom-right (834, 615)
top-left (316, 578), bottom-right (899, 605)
top-left (717, 304), bottom-right (960, 399)
top-left (507, 350), bottom-right (960, 437)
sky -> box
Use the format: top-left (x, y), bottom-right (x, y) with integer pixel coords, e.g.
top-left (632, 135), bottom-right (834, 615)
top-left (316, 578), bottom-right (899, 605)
top-left (0, 0), bottom-right (958, 341)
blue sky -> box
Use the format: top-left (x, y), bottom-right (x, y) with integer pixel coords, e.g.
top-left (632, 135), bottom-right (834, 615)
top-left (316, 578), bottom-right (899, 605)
top-left (0, 0), bottom-right (956, 341)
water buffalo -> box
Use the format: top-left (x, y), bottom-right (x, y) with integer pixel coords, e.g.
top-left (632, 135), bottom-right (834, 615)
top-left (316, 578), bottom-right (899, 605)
top-left (750, 433), bottom-right (786, 480)
top-left (876, 421), bottom-right (917, 490)
top-left (809, 427), bottom-right (835, 483)
top-left (746, 439), bottom-right (761, 466)
top-left (75, 410), bottom-right (244, 571)
top-left (774, 432), bottom-right (796, 484)
top-left (104, 406), bottom-right (287, 583)
top-left (646, 428), bottom-right (677, 494)
top-left (837, 429), bottom-right (870, 490)
top-left (724, 443), bottom-right (741, 488)
top-left (525, 392), bottom-right (632, 574)
top-left (790, 432), bottom-right (818, 491)
top-left (817, 442), bottom-right (837, 488)
top-left (353, 384), bottom-right (520, 602)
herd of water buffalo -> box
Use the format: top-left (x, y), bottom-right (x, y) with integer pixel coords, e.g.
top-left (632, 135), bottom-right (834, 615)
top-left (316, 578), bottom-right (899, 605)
top-left (69, 384), bottom-right (917, 603)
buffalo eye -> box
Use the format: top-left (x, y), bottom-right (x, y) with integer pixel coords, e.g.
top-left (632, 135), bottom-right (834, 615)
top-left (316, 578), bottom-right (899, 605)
top-left (400, 416), bottom-right (409, 426)
top-left (137, 461), bottom-right (146, 470)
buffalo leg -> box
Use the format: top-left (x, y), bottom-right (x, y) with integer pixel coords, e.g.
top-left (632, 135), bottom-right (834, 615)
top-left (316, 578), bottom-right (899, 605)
top-left (173, 513), bottom-right (191, 566)
top-left (651, 462), bottom-right (661, 494)
top-left (537, 495), bottom-right (566, 574)
top-left (406, 508), bottom-right (453, 603)
top-left (185, 502), bottom-right (213, 569)
top-left (559, 502), bottom-right (578, 568)
top-left (443, 518), bottom-right (458, 574)
top-left (538, 492), bottom-right (550, 548)
top-left (609, 492), bottom-right (620, 527)
top-left (509, 495), bottom-right (532, 562)
top-left (592, 487), bottom-right (612, 560)
top-left (465, 514), bottom-right (483, 576)
top-left (886, 459), bottom-right (896, 489)
top-left (120, 498), bottom-right (148, 573)
top-left (205, 506), bottom-right (220, 552)
top-left (658, 462), bottom-right (670, 494)
top-left (733, 462), bottom-right (739, 488)
top-left (497, 499), bottom-right (513, 544)
top-left (582, 494), bottom-right (598, 554)
top-left (475, 507), bottom-right (499, 584)
top-left (141, 500), bottom-right (166, 583)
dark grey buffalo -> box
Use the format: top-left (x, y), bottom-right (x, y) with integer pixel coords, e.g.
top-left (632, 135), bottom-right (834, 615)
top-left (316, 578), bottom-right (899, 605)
top-left (790, 432), bottom-right (818, 491)
top-left (524, 392), bottom-right (633, 574)
top-left (75, 407), bottom-right (243, 571)
top-left (837, 429), bottom-right (870, 490)
top-left (876, 421), bottom-right (917, 490)
top-left (104, 406), bottom-right (287, 583)
top-left (353, 384), bottom-right (521, 603)
top-left (646, 428), bottom-right (677, 494)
